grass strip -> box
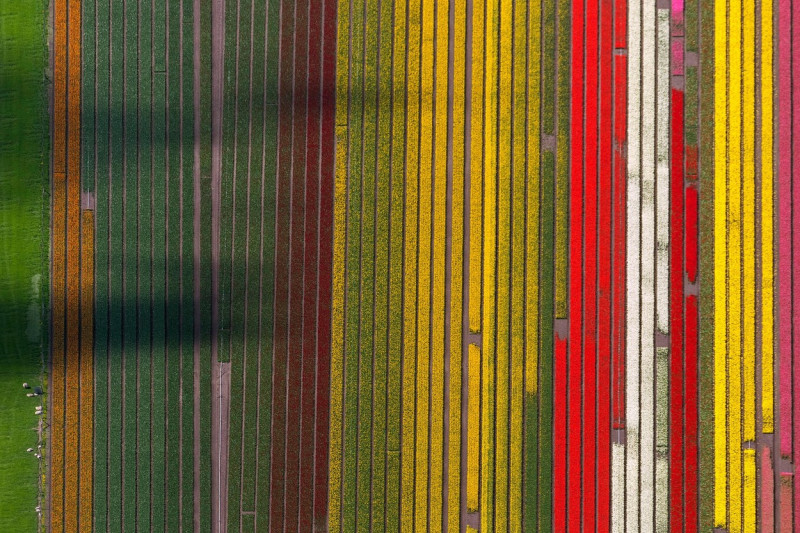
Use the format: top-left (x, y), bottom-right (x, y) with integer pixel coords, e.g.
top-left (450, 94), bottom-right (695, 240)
top-left (54, 0), bottom-right (66, 173)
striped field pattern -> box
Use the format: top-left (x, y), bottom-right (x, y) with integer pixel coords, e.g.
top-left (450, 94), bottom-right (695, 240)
top-left (36, 0), bottom-right (800, 531)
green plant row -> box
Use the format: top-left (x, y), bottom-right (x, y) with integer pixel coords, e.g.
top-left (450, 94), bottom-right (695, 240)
top-left (342, 0), bottom-right (366, 528)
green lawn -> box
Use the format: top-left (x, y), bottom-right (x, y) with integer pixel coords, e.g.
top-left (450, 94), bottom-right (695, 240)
top-left (0, 0), bottom-right (49, 530)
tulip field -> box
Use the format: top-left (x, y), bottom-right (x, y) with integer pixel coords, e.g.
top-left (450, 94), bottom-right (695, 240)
top-left (5, 0), bottom-right (800, 531)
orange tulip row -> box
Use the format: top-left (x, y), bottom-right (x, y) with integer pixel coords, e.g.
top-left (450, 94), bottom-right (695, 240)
top-left (51, 177), bottom-right (66, 533)
top-left (79, 211), bottom-right (94, 533)
top-left (64, 197), bottom-right (80, 533)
